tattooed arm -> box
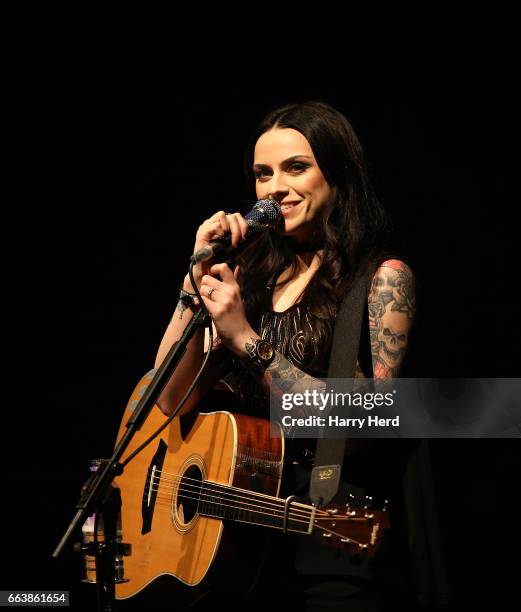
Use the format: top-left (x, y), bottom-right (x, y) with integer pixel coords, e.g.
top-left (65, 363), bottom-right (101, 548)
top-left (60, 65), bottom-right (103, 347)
top-left (368, 259), bottom-right (416, 379)
top-left (266, 348), bottom-right (323, 392)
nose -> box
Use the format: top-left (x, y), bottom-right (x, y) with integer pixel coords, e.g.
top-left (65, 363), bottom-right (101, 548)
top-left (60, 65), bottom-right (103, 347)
top-left (258, 173), bottom-right (289, 203)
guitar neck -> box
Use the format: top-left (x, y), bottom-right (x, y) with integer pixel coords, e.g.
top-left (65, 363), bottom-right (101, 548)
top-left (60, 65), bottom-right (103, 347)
top-left (197, 481), bottom-right (315, 535)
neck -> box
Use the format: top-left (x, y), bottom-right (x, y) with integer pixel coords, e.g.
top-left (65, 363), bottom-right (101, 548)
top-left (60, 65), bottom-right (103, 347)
top-left (275, 249), bottom-right (322, 287)
top-left (296, 250), bottom-right (322, 272)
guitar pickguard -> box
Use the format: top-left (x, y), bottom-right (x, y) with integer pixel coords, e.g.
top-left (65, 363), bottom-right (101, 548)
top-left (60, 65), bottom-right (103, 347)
top-left (141, 438), bottom-right (167, 535)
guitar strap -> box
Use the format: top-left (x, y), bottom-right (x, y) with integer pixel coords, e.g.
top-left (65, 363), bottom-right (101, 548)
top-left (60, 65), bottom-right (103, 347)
top-left (309, 264), bottom-right (373, 507)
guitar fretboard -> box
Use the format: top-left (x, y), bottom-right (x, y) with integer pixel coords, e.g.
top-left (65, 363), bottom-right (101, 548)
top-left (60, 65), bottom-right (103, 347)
top-left (197, 481), bottom-right (313, 534)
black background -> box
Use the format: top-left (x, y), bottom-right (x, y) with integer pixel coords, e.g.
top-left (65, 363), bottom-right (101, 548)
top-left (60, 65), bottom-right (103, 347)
top-left (4, 23), bottom-right (519, 610)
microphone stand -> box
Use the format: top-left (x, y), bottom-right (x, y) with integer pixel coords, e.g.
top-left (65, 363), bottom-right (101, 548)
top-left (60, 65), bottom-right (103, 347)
top-left (53, 302), bottom-right (211, 612)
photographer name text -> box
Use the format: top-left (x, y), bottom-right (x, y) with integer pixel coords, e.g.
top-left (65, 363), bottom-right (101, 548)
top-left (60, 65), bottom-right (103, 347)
top-left (281, 415), bottom-right (400, 428)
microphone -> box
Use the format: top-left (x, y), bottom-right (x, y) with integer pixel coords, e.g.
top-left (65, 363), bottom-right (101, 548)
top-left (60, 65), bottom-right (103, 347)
top-left (190, 199), bottom-right (282, 264)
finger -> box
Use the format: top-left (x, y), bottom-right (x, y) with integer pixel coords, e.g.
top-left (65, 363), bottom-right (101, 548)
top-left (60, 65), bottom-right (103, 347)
top-left (202, 212), bottom-right (229, 234)
top-left (201, 274), bottom-right (223, 290)
top-left (200, 284), bottom-right (220, 299)
top-left (207, 210), bottom-right (227, 224)
top-left (210, 219), bottom-right (226, 236)
top-left (227, 213), bottom-right (242, 247)
top-left (217, 211), bottom-right (231, 234)
top-left (210, 263), bottom-right (235, 284)
top-left (201, 219), bottom-right (226, 238)
top-left (235, 214), bottom-right (248, 239)
top-left (233, 264), bottom-right (240, 280)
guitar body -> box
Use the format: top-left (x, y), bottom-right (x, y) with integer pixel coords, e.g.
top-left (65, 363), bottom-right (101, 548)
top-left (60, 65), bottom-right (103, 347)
top-left (114, 372), bottom-right (284, 605)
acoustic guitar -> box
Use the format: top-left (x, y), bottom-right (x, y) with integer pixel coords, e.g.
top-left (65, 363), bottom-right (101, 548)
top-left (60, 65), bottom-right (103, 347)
top-left (112, 371), bottom-right (389, 606)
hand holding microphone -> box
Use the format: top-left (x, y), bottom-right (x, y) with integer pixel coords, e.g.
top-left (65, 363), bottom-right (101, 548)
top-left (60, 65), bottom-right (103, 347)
top-left (181, 199), bottom-right (281, 356)
top-left (190, 199), bottom-right (281, 264)
top-left (184, 199), bottom-right (281, 292)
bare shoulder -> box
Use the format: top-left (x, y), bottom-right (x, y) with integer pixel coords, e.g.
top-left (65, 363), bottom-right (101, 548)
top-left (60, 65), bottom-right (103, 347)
top-left (367, 259), bottom-right (416, 378)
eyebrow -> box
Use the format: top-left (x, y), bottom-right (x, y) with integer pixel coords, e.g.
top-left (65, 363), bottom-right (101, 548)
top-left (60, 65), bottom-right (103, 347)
top-left (252, 155), bottom-right (313, 168)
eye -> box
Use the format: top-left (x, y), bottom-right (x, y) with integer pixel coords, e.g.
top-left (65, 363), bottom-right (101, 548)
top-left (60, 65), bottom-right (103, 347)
top-left (254, 168), bottom-right (269, 180)
top-left (253, 162), bottom-right (309, 181)
top-left (288, 162), bottom-right (308, 173)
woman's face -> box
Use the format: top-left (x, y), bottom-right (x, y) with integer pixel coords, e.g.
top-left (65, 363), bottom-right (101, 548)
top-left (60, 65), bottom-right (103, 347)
top-left (253, 128), bottom-right (333, 244)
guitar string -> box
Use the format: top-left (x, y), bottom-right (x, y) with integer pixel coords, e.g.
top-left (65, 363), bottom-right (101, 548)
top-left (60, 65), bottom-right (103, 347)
top-left (150, 488), bottom-right (373, 526)
top-left (153, 496), bottom-right (312, 531)
top-left (149, 482), bottom-right (317, 525)
top-left (149, 485), bottom-right (315, 526)
top-left (148, 474), bottom-right (323, 518)
top-left (144, 470), bottom-right (373, 521)
top-left (145, 480), bottom-right (375, 527)
top-left (145, 474), bottom-right (328, 520)
top-left (123, 468), bottom-right (373, 527)
top-left (139, 468), bottom-right (331, 517)
top-left (149, 497), bottom-right (314, 535)
top-left (146, 492), bottom-right (372, 544)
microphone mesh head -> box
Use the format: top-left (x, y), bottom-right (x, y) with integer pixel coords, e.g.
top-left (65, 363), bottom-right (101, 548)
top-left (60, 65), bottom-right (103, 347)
top-left (246, 199), bottom-right (282, 235)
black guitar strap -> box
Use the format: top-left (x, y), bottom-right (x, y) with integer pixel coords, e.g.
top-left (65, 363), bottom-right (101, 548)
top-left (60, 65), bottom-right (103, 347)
top-left (309, 265), bottom-right (373, 507)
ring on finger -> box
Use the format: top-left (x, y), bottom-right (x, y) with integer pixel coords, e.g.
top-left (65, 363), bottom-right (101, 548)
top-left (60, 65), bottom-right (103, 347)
top-left (207, 287), bottom-right (215, 297)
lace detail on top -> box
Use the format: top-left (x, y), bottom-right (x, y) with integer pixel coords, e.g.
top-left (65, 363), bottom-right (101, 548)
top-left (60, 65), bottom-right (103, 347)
top-left (260, 304), bottom-right (329, 378)
top-left (221, 303), bottom-right (332, 419)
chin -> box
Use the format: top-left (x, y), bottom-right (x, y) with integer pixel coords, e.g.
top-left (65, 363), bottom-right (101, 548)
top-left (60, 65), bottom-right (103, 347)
top-left (282, 218), bottom-right (303, 235)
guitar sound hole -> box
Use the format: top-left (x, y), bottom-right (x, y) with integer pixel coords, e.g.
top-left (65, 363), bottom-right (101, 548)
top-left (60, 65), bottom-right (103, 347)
top-left (176, 465), bottom-right (202, 524)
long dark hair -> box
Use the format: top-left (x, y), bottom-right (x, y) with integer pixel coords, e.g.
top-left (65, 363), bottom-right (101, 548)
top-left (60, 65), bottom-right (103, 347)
top-left (237, 101), bottom-right (391, 350)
